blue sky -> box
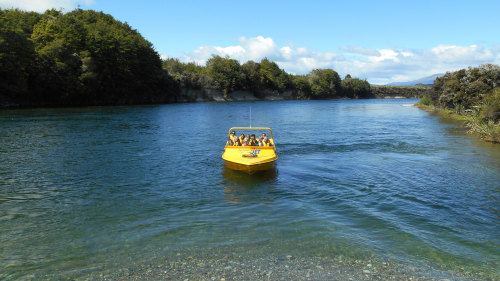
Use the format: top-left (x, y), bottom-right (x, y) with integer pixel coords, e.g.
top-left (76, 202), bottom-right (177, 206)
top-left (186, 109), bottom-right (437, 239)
top-left (2, 0), bottom-right (500, 84)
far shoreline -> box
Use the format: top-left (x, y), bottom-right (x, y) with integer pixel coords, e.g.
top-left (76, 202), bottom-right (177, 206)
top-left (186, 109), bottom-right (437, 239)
top-left (0, 89), bottom-right (424, 110)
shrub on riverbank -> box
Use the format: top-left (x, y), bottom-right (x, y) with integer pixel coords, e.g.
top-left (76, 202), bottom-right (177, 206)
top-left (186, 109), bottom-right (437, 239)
top-left (417, 64), bottom-right (500, 143)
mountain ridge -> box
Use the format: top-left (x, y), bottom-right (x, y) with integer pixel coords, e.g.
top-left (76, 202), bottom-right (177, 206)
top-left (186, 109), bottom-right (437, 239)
top-left (387, 73), bottom-right (444, 86)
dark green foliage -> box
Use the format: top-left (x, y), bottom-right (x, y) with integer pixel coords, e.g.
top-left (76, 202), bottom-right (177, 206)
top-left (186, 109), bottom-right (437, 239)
top-left (206, 55), bottom-right (244, 94)
top-left (307, 69), bottom-right (341, 98)
top-left (160, 57), bottom-right (397, 100)
top-left (162, 56), bottom-right (294, 96)
top-left (479, 88), bottom-right (500, 123)
top-left (341, 77), bottom-right (372, 98)
top-left (417, 95), bottom-right (432, 106)
top-left (160, 57), bottom-right (391, 100)
top-left (241, 60), bottom-right (263, 93)
top-left (163, 58), bottom-right (208, 90)
top-left (0, 9), bottom-right (41, 36)
top-left (5, 7), bottom-right (427, 107)
top-left (0, 22), bottom-right (35, 99)
top-left (0, 8), bottom-right (176, 107)
top-left (429, 64), bottom-right (500, 142)
top-left (291, 75), bottom-right (312, 98)
top-left (258, 58), bottom-right (292, 93)
top-left (371, 85), bottom-right (430, 98)
top-left (432, 64), bottom-right (500, 113)
top-left (0, 9), bottom-right (40, 102)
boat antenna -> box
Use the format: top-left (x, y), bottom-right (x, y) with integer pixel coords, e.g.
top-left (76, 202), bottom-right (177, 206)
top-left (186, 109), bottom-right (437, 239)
top-left (249, 105), bottom-right (252, 128)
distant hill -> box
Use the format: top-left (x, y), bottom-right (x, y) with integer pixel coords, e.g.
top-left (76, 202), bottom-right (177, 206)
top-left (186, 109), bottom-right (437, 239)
top-left (387, 74), bottom-right (444, 86)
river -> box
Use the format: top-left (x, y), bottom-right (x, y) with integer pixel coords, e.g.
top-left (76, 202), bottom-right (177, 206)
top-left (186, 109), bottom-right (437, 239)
top-left (0, 99), bottom-right (499, 280)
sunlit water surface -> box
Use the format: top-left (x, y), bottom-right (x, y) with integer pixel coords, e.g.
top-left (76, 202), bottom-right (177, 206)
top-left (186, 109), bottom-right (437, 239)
top-left (0, 99), bottom-right (499, 279)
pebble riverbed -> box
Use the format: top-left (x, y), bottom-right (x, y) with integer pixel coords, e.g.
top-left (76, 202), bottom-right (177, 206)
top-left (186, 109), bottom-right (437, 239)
top-left (34, 244), bottom-right (495, 281)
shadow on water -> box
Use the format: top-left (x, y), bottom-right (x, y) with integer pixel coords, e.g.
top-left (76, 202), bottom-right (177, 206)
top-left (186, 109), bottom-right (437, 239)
top-left (221, 165), bottom-right (278, 184)
top-left (220, 166), bottom-right (279, 205)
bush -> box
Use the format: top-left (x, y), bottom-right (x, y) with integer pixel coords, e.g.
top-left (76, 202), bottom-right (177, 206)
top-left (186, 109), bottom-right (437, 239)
top-left (433, 64), bottom-right (500, 112)
top-left (479, 88), bottom-right (500, 123)
top-left (341, 78), bottom-right (371, 98)
top-left (417, 96), bottom-right (433, 106)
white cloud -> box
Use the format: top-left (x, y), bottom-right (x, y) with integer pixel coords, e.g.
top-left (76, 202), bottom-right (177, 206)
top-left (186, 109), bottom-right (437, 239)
top-left (0, 0), bottom-right (93, 12)
top-left (182, 36), bottom-right (343, 75)
top-left (178, 36), bottom-right (500, 84)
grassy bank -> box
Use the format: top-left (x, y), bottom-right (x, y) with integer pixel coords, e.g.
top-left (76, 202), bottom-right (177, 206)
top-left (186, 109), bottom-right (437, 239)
top-left (416, 96), bottom-right (500, 143)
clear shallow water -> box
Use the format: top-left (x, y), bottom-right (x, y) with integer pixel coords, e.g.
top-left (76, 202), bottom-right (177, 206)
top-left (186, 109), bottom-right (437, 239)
top-left (0, 99), bottom-right (499, 280)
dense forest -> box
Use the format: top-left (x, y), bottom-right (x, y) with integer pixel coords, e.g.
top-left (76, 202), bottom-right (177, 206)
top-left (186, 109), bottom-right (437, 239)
top-left (0, 8), bottom-right (379, 108)
top-left (163, 57), bottom-right (374, 100)
top-left (0, 8), bottom-right (177, 107)
top-left (418, 64), bottom-right (500, 142)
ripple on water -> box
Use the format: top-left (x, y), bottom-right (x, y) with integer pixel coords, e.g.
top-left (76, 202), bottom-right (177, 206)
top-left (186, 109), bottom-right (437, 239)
top-left (0, 100), bottom-right (499, 280)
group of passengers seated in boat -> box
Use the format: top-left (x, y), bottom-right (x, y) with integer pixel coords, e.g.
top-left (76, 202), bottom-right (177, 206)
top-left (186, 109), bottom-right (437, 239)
top-left (226, 131), bottom-right (273, 147)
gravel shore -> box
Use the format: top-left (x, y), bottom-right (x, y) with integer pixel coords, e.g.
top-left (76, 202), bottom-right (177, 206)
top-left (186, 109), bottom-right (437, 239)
top-left (38, 245), bottom-right (495, 281)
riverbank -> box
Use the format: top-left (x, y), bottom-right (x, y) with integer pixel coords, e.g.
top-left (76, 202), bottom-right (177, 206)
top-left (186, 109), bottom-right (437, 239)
top-left (174, 86), bottom-right (431, 103)
top-left (172, 89), bottom-right (296, 103)
top-left (1, 86), bottom-right (430, 109)
top-left (417, 65), bottom-right (500, 143)
top-left (415, 102), bottom-right (500, 143)
top-left (55, 249), bottom-right (492, 281)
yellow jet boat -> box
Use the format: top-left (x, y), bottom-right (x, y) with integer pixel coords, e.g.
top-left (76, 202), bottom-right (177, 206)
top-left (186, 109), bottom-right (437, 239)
top-left (222, 127), bottom-right (278, 174)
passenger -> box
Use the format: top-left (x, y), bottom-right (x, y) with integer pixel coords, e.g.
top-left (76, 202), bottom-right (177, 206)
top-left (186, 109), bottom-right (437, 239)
top-left (261, 133), bottom-right (267, 139)
top-left (242, 138), bottom-right (249, 146)
top-left (258, 136), bottom-right (264, 146)
top-left (250, 134), bottom-right (257, 146)
top-left (233, 137), bottom-right (241, 146)
top-left (239, 133), bottom-right (245, 144)
top-left (230, 131), bottom-right (238, 143)
top-left (226, 137), bottom-right (234, 146)
top-left (262, 136), bottom-right (273, 147)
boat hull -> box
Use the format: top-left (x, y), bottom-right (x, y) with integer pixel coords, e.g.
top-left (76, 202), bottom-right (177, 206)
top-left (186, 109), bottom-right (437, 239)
top-left (224, 159), bottom-right (276, 174)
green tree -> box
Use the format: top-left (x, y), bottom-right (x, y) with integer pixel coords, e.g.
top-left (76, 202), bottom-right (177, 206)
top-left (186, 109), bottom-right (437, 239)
top-left (0, 8), bottom-right (177, 106)
top-left (291, 75), bottom-right (312, 98)
top-left (206, 55), bottom-right (243, 93)
top-left (241, 60), bottom-right (262, 93)
top-left (307, 68), bottom-right (341, 98)
top-left (0, 9), bottom-right (39, 102)
top-left (341, 77), bottom-right (371, 98)
top-left (258, 58), bottom-right (291, 92)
